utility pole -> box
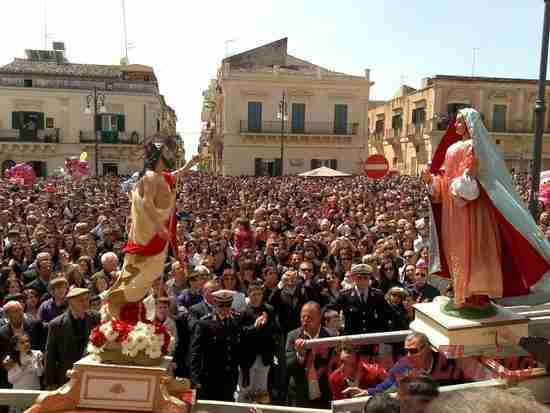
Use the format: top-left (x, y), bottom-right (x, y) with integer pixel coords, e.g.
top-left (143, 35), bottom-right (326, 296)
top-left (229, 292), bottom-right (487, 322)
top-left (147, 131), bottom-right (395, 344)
top-left (278, 91), bottom-right (287, 176)
top-left (529, 1), bottom-right (550, 218)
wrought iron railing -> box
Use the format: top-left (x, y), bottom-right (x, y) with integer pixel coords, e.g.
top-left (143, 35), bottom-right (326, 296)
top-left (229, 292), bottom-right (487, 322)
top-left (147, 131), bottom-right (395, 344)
top-left (79, 130), bottom-right (140, 144)
top-left (0, 128), bottom-right (60, 143)
top-left (240, 120), bottom-right (358, 135)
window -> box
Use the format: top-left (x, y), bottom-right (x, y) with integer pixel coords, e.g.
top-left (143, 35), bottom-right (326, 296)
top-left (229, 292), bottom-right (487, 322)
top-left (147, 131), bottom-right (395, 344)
top-left (248, 102), bottom-right (262, 133)
top-left (392, 114), bottom-right (402, 131)
top-left (375, 119), bottom-right (384, 133)
top-left (254, 158), bottom-right (280, 176)
top-left (412, 107), bottom-right (426, 125)
top-left (492, 105), bottom-right (507, 132)
top-left (12, 111), bottom-right (44, 140)
top-left (95, 114), bottom-right (126, 143)
top-left (291, 103), bottom-right (306, 133)
top-left (334, 104), bottom-right (348, 134)
top-left (24, 79), bottom-right (33, 87)
top-left (46, 117), bottom-right (54, 129)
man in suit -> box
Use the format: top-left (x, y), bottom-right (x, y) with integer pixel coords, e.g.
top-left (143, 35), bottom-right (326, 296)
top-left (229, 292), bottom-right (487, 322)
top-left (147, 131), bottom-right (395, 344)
top-left (187, 280), bottom-right (218, 331)
top-left (328, 264), bottom-right (399, 355)
top-left (0, 301), bottom-right (45, 412)
top-left (190, 290), bottom-right (267, 402)
top-left (286, 301), bottom-right (333, 409)
top-left (45, 287), bottom-right (99, 389)
top-left (237, 281), bottom-right (276, 402)
top-left (23, 252), bottom-right (53, 298)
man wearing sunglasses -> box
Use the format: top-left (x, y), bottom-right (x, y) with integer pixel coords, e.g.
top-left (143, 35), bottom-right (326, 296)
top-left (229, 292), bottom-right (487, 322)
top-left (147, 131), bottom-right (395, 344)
top-left (342, 332), bottom-right (435, 398)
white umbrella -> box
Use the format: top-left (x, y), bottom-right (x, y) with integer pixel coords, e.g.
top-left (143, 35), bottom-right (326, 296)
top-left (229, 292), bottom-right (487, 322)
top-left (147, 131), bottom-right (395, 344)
top-left (299, 166), bottom-right (351, 177)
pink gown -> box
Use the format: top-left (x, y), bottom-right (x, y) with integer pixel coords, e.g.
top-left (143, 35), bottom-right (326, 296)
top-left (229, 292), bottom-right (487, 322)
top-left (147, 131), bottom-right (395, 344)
top-left (431, 139), bottom-right (503, 306)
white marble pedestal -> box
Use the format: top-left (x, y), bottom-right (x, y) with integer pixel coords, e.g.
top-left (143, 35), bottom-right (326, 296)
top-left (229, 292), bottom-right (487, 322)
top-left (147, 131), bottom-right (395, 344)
top-left (411, 301), bottom-right (530, 358)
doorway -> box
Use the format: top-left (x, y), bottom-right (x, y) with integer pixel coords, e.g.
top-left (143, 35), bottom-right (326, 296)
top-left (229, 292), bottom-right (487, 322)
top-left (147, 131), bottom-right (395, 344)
top-left (103, 163), bottom-right (119, 176)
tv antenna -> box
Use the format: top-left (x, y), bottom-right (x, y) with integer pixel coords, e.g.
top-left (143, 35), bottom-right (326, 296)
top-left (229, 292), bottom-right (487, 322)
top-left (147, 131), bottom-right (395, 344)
top-left (122, 0), bottom-right (134, 63)
top-left (43, 0), bottom-right (53, 49)
top-left (472, 48), bottom-right (480, 77)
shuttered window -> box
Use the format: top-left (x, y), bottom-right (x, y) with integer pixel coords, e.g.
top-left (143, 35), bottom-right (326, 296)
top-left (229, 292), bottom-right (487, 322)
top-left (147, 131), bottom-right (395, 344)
top-left (248, 102), bottom-right (262, 133)
top-left (492, 105), bottom-right (507, 132)
top-left (291, 103), bottom-right (305, 133)
top-left (334, 104), bottom-right (348, 134)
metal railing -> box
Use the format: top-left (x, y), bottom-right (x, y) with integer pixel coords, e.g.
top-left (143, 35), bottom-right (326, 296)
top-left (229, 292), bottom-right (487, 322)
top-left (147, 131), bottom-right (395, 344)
top-left (406, 122), bottom-right (427, 137)
top-left (0, 128), bottom-right (60, 143)
top-left (0, 391), bottom-right (330, 413)
top-left (0, 77), bottom-right (157, 94)
top-left (79, 130), bottom-right (140, 144)
top-left (331, 378), bottom-right (508, 412)
top-left (240, 120), bottom-right (358, 136)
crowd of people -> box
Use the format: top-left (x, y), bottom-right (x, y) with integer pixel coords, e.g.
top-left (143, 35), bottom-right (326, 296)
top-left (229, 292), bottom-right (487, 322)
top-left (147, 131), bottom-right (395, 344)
top-left (0, 169), bottom-right (548, 413)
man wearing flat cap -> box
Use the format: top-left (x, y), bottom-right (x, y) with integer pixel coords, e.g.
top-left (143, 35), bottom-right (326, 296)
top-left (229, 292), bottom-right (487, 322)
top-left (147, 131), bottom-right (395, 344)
top-left (45, 287), bottom-right (99, 389)
top-left (190, 289), bottom-right (268, 401)
top-left (328, 264), bottom-right (400, 355)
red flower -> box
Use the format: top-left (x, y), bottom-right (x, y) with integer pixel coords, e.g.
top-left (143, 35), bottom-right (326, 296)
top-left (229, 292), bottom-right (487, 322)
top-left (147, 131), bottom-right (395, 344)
top-left (90, 327), bottom-right (107, 347)
top-left (119, 302), bottom-right (146, 324)
top-left (111, 319), bottom-right (133, 343)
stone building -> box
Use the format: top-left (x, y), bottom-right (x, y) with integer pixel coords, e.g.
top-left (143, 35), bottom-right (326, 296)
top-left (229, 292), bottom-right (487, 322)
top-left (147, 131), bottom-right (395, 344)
top-left (200, 38), bottom-right (372, 176)
top-left (368, 75), bottom-right (550, 175)
top-left (0, 44), bottom-right (177, 176)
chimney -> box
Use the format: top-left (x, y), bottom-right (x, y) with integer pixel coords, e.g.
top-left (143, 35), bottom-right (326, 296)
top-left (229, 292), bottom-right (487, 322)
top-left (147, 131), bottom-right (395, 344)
top-left (364, 68), bottom-right (370, 83)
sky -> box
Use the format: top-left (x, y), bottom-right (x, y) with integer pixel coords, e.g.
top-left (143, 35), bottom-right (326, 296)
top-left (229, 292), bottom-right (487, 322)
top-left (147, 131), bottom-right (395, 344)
top-left (0, 1), bottom-right (547, 157)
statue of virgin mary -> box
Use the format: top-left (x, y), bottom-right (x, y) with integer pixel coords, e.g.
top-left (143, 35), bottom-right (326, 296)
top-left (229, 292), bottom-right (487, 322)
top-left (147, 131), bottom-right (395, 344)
top-left (424, 108), bottom-right (550, 312)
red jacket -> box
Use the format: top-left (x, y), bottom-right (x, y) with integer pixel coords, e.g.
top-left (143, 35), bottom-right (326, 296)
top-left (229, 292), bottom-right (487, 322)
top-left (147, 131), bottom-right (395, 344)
top-left (329, 361), bottom-right (388, 400)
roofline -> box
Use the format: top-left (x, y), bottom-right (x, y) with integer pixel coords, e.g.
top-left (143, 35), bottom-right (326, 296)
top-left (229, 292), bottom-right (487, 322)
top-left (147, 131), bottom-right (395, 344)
top-left (432, 74), bottom-right (549, 85)
top-left (222, 37), bottom-right (288, 64)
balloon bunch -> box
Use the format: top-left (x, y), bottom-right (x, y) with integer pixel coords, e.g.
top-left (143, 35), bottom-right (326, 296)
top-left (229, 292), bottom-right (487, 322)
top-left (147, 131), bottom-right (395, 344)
top-left (5, 163), bottom-right (36, 186)
top-left (539, 170), bottom-right (550, 206)
top-left (64, 152), bottom-right (90, 181)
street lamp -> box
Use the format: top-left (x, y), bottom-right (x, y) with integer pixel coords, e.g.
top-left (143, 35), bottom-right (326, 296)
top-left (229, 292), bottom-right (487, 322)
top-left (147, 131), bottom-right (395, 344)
top-left (529, 0), bottom-right (550, 218)
top-left (276, 91), bottom-right (288, 176)
top-left (84, 87), bottom-right (107, 176)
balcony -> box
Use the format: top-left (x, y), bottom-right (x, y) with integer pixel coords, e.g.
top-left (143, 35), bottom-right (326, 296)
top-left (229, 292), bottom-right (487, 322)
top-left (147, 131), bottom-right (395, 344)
top-left (0, 77), bottom-right (157, 94)
top-left (79, 130), bottom-right (140, 145)
top-left (0, 128), bottom-right (60, 143)
top-left (406, 123), bottom-right (427, 142)
top-left (385, 128), bottom-right (402, 143)
top-left (240, 120), bottom-right (358, 136)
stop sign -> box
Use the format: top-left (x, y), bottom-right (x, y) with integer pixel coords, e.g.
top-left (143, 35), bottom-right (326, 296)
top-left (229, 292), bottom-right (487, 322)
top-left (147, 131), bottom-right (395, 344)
top-left (364, 154), bottom-right (389, 179)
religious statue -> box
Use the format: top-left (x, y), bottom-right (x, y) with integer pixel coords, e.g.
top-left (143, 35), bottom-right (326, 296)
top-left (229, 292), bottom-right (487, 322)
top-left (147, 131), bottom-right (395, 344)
top-left (91, 138), bottom-right (199, 364)
top-left (423, 108), bottom-right (550, 314)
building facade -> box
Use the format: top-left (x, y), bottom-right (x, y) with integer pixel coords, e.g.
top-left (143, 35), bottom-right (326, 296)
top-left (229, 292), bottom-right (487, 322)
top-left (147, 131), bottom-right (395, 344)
top-left (368, 75), bottom-right (550, 175)
top-left (200, 38), bottom-right (372, 176)
top-left (0, 45), bottom-right (177, 176)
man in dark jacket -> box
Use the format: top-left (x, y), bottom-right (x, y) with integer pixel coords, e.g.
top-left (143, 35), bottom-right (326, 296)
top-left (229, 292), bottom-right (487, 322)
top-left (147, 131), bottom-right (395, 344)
top-left (45, 287), bottom-right (99, 389)
top-left (328, 264), bottom-right (400, 355)
top-left (187, 280), bottom-right (218, 331)
top-left (190, 289), bottom-right (266, 402)
top-left (237, 281), bottom-right (276, 402)
top-left (286, 301), bottom-right (333, 409)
